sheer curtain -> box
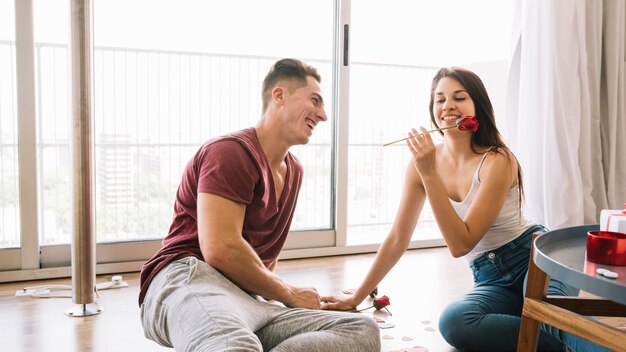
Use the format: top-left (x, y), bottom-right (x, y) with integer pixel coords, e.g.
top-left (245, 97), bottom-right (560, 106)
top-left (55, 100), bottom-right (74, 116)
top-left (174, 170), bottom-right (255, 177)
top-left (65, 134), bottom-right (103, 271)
top-left (506, 0), bottom-right (626, 229)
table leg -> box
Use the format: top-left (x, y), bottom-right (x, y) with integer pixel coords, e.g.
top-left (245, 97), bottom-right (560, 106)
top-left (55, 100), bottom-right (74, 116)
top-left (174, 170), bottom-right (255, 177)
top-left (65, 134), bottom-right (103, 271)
top-left (517, 233), bottom-right (550, 352)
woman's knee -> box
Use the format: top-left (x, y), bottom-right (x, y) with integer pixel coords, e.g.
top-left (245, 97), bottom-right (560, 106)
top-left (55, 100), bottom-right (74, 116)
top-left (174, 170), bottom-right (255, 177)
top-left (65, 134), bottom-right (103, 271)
top-left (439, 301), bottom-right (477, 349)
top-left (547, 278), bottom-right (579, 297)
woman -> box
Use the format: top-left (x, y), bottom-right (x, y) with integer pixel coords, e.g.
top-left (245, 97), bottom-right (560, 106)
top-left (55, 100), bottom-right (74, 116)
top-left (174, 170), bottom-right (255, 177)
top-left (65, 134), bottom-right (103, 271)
top-left (323, 67), bottom-right (610, 352)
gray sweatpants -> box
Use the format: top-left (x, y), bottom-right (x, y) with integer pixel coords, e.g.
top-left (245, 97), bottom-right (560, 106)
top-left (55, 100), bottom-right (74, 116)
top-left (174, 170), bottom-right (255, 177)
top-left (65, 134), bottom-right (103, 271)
top-left (141, 257), bottom-right (381, 351)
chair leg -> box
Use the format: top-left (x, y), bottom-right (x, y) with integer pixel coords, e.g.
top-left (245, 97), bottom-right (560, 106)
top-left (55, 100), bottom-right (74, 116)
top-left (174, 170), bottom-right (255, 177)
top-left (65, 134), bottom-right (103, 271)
top-left (517, 233), bottom-right (550, 352)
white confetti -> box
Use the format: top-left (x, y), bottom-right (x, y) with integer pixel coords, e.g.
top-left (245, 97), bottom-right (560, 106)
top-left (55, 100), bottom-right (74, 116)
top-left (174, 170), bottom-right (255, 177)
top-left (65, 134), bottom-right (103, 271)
top-left (602, 271), bottom-right (619, 279)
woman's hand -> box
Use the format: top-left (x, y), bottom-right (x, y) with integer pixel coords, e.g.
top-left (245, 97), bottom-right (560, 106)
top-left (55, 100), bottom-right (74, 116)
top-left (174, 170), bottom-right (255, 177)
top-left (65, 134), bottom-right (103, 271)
top-left (320, 295), bottom-right (360, 311)
top-left (406, 127), bottom-right (436, 177)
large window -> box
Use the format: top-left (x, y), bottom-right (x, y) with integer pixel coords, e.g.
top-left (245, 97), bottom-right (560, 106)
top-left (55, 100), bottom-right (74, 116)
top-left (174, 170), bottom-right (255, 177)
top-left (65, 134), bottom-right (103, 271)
top-left (0, 0), bottom-right (18, 249)
top-left (92, 0), bottom-right (335, 241)
top-left (1, 0), bottom-right (513, 279)
top-left (32, 0), bottom-right (334, 245)
top-left (34, 0), bottom-right (71, 245)
top-left (346, 0), bottom-right (514, 245)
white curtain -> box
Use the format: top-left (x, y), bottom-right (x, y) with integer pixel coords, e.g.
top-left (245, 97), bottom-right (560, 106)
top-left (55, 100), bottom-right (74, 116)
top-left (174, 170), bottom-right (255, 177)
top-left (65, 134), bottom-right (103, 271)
top-left (506, 0), bottom-right (626, 230)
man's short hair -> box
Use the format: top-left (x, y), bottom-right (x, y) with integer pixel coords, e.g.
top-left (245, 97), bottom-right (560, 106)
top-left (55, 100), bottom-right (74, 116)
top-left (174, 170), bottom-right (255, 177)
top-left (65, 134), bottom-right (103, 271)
top-left (262, 58), bottom-right (321, 112)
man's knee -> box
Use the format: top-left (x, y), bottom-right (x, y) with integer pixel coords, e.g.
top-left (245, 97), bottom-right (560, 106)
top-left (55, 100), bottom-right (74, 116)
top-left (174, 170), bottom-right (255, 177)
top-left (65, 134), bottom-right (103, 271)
top-left (179, 327), bottom-right (262, 352)
top-left (349, 315), bottom-right (381, 350)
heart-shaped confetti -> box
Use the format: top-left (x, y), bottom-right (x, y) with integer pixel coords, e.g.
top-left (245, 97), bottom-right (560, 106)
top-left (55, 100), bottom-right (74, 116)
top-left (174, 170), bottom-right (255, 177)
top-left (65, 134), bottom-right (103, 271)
top-left (390, 347), bottom-right (429, 352)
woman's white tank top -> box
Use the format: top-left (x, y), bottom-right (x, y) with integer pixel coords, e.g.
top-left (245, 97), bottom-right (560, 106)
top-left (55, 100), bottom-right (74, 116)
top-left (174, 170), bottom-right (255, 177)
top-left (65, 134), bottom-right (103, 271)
top-left (449, 151), bottom-right (533, 262)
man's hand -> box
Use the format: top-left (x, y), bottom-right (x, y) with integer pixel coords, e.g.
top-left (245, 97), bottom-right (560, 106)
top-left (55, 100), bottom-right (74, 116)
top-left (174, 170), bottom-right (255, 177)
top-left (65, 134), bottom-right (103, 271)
top-left (282, 285), bottom-right (322, 310)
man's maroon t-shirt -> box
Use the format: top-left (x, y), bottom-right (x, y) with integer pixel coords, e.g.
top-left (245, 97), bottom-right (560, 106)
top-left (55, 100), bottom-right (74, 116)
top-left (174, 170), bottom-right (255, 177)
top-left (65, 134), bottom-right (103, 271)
top-left (138, 128), bottom-right (303, 305)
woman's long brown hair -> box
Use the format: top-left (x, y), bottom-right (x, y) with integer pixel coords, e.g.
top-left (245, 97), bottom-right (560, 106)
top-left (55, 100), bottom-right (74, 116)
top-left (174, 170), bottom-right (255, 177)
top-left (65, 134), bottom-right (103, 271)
top-left (428, 67), bottom-right (524, 211)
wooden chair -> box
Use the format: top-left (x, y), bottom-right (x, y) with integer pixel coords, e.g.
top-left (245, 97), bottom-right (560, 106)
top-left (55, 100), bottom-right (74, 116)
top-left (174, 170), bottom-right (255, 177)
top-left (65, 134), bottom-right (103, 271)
top-left (517, 233), bottom-right (626, 352)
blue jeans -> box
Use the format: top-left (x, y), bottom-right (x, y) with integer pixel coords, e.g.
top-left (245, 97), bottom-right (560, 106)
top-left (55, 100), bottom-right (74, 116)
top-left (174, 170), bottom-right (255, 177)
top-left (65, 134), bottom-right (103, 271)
top-left (438, 225), bottom-right (613, 352)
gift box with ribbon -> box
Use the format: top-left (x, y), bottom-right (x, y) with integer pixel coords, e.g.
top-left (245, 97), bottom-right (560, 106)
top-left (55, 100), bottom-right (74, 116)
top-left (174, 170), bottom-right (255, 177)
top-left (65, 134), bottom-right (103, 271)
top-left (600, 203), bottom-right (626, 233)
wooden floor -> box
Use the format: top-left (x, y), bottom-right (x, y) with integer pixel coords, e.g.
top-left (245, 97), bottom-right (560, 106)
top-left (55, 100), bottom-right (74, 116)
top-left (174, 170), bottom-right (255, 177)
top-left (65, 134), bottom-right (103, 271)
top-left (1, 247), bottom-right (623, 352)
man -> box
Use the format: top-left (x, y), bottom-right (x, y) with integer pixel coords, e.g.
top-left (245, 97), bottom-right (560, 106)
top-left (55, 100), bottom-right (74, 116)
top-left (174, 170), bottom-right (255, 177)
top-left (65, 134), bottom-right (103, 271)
top-left (139, 58), bottom-right (380, 351)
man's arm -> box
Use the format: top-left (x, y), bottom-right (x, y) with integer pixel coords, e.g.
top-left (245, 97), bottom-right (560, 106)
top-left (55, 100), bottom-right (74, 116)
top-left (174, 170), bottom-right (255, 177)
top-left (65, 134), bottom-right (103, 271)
top-left (268, 259), bottom-right (277, 272)
top-left (197, 192), bottom-right (321, 309)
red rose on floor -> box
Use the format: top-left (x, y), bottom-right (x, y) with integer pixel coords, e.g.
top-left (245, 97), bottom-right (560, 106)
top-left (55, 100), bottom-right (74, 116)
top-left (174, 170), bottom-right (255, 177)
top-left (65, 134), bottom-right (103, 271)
top-left (373, 295), bottom-right (390, 309)
top-left (356, 294), bottom-right (392, 315)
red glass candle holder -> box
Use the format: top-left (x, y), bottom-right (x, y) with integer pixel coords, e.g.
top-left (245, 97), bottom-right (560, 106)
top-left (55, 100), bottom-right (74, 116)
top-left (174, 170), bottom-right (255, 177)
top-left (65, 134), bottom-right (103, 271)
top-left (586, 230), bottom-right (626, 266)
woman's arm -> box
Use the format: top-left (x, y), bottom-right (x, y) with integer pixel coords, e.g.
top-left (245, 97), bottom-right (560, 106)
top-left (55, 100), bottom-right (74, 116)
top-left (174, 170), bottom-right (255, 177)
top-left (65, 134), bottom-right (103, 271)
top-left (405, 127), bottom-right (518, 257)
top-left (322, 161), bottom-right (427, 310)
top-left (422, 151), bottom-right (517, 257)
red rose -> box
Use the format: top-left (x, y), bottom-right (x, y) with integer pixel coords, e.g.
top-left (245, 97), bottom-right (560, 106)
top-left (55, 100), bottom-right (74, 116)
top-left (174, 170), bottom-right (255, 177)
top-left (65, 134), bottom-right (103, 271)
top-left (356, 294), bottom-right (392, 315)
top-left (457, 115), bottom-right (479, 132)
top-left (373, 295), bottom-right (390, 309)
top-left (383, 115), bottom-right (480, 147)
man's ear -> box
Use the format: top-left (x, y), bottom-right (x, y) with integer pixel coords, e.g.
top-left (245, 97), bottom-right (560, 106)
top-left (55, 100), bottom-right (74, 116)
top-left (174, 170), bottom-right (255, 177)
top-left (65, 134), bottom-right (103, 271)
top-left (272, 86), bottom-right (286, 106)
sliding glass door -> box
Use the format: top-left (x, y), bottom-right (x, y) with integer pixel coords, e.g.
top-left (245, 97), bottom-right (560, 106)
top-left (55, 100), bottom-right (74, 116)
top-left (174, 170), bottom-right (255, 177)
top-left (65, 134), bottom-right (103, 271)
top-left (91, 0), bottom-right (335, 245)
top-left (0, 0), bottom-right (19, 251)
top-left (345, 0), bottom-right (514, 245)
top-left (34, 0), bottom-right (335, 268)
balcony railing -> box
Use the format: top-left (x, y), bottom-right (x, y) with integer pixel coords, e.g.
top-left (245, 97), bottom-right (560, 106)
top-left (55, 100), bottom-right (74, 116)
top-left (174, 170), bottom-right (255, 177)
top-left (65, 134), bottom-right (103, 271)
top-left (0, 40), bottom-right (437, 246)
